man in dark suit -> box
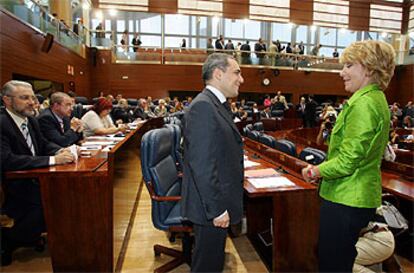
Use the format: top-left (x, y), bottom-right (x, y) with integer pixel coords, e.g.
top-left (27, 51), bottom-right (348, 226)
top-left (182, 53), bottom-right (244, 272)
top-left (240, 40), bottom-right (251, 64)
top-left (304, 94), bottom-right (318, 128)
top-left (37, 92), bottom-right (83, 147)
top-left (260, 106), bottom-right (272, 119)
top-left (215, 35), bottom-right (224, 51)
top-left (1, 81), bottom-right (74, 265)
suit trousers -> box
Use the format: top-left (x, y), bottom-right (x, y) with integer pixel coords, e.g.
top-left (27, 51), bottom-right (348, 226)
top-left (318, 199), bottom-right (375, 273)
top-left (191, 224), bottom-right (228, 273)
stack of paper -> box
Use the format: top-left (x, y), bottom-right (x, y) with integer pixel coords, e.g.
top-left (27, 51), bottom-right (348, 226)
top-left (245, 168), bottom-right (279, 178)
top-left (244, 160), bottom-right (260, 168)
top-left (248, 176), bottom-right (295, 189)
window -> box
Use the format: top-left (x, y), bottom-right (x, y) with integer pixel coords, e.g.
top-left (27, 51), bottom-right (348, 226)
top-left (369, 4), bottom-right (402, 33)
top-left (140, 35), bottom-right (161, 47)
top-left (199, 17), bottom-right (207, 36)
top-left (337, 29), bottom-right (356, 47)
top-left (116, 20), bottom-right (125, 32)
top-left (178, 0), bottom-right (223, 17)
top-left (225, 19), bottom-right (243, 39)
top-left (319, 27), bottom-right (336, 46)
top-left (140, 15), bottom-right (161, 34)
top-left (165, 37), bottom-right (185, 48)
top-left (272, 22), bottom-right (291, 42)
top-left (249, 0), bottom-right (289, 22)
top-left (313, 0), bottom-right (349, 28)
top-left (165, 14), bottom-right (190, 35)
top-left (295, 25), bottom-right (307, 44)
top-left (245, 20), bottom-right (261, 40)
top-left (105, 19), bottom-right (111, 31)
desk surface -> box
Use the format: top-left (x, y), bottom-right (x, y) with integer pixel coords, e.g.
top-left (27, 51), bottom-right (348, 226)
top-left (244, 147), bottom-right (316, 197)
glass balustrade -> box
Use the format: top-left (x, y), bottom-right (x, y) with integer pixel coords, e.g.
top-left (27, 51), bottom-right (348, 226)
top-left (1, 0), bottom-right (84, 57)
top-left (1, 0), bottom-right (413, 69)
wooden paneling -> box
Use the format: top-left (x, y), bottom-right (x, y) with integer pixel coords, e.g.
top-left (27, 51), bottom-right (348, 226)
top-left (290, 0), bottom-right (313, 26)
top-left (349, 0), bottom-right (370, 32)
top-left (388, 64), bottom-right (414, 104)
top-left (149, 0), bottom-right (177, 14)
top-left (0, 10), bottom-right (91, 97)
top-left (223, 0), bottom-right (249, 20)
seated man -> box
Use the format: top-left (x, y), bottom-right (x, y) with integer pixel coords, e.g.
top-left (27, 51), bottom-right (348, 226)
top-left (133, 98), bottom-right (155, 120)
top-left (1, 81), bottom-right (74, 265)
top-left (260, 106), bottom-right (271, 119)
top-left (37, 92), bottom-right (83, 147)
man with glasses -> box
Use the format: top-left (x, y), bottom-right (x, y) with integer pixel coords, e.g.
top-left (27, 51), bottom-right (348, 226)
top-left (38, 92), bottom-right (83, 147)
top-left (0, 80), bottom-right (74, 265)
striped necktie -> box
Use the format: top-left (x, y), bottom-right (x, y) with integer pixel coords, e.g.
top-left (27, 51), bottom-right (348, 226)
top-left (21, 122), bottom-right (35, 155)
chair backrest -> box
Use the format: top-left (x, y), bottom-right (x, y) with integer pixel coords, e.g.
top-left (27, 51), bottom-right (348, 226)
top-left (246, 130), bottom-right (261, 141)
top-left (164, 124), bottom-right (183, 169)
top-left (141, 128), bottom-right (182, 230)
top-left (253, 121), bottom-right (264, 132)
top-left (127, 98), bottom-right (138, 106)
top-left (271, 110), bottom-right (284, 118)
top-left (245, 123), bottom-right (253, 131)
top-left (259, 134), bottom-right (276, 148)
top-left (299, 147), bottom-right (326, 165)
top-left (75, 96), bottom-right (89, 105)
top-left (274, 139), bottom-right (297, 157)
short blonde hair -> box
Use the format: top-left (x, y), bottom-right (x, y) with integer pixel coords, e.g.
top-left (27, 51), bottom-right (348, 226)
top-left (340, 40), bottom-right (395, 90)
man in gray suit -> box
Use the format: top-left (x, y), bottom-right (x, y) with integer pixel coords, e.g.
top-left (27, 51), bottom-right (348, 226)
top-left (182, 53), bottom-right (244, 272)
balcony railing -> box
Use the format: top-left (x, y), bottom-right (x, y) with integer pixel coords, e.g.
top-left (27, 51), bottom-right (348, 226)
top-left (1, 0), bottom-right (85, 57)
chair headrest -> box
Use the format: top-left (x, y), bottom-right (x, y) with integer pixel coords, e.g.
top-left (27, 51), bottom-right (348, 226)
top-left (141, 128), bottom-right (173, 182)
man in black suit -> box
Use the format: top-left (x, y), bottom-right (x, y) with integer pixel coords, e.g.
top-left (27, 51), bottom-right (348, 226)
top-left (182, 53), bottom-right (244, 272)
top-left (215, 35), bottom-right (224, 51)
top-left (37, 92), bottom-right (83, 147)
top-left (304, 94), bottom-right (318, 128)
top-left (240, 40), bottom-right (251, 64)
top-left (1, 81), bottom-right (74, 265)
top-left (260, 106), bottom-right (272, 119)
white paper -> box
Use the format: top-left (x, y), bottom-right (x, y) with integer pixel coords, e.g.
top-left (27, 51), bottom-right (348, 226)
top-left (244, 160), bottom-right (260, 168)
top-left (69, 144), bottom-right (78, 161)
top-left (80, 145), bottom-right (101, 151)
top-left (248, 176), bottom-right (295, 189)
top-left (82, 141), bottom-right (116, 146)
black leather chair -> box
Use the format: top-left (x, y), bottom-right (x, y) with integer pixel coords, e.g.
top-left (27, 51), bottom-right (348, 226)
top-left (246, 130), bottom-right (261, 141)
top-left (140, 128), bottom-right (192, 273)
top-left (271, 110), bottom-right (284, 118)
top-left (253, 121), bottom-right (264, 132)
top-left (299, 147), bottom-right (326, 165)
top-left (164, 124), bottom-right (183, 170)
top-left (274, 139), bottom-right (297, 157)
top-left (127, 98), bottom-right (138, 106)
top-left (245, 124), bottom-right (253, 131)
top-left (259, 134), bottom-right (276, 148)
top-left (75, 96), bottom-right (89, 105)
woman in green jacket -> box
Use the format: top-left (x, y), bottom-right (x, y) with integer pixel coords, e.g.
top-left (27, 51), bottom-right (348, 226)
top-left (302, 40), bottom-right (395, 272)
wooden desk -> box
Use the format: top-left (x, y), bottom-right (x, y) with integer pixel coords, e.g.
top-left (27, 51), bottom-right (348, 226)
top-left (244, 147), bottom-right (319, 272)
top-left (4, 118), bottom-right (163, 272)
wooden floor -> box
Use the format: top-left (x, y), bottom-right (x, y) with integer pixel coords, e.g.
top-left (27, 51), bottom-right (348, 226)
top-left (1, 157), bottom-right (413, 273)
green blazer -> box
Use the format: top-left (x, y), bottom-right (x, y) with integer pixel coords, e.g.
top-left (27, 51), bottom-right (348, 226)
top-left (318, 84), bottom-right (390, 208)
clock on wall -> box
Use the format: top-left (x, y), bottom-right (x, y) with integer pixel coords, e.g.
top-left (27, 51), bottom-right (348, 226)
top-left (262, 77), bottom-right (271, 86)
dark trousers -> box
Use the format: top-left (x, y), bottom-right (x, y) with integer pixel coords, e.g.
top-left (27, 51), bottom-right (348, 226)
top-left (191, 224), bottom-right (227, 273)
top-left (318, 199), bottom-right (376, 272)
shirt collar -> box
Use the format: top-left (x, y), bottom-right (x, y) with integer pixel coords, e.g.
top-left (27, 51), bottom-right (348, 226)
top-left (206, 85), bottom-right (226, 104)
top-left (346, 83), bottom-right (380, 107)
top-left (51, 109), bottom-right (63, 123)
top-left (6, 108), bottom-right (28, 128)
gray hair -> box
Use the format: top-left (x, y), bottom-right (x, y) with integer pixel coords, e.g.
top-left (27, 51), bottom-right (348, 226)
top-left (202, 53), bottom-right (234, 84)
top-left (50, 92), bottom-right (70, 105)
top-left (2, 80), bottom-right (33, 97)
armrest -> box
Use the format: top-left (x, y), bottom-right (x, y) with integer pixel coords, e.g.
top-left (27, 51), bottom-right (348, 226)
top-left (146, 181), bottom-right (182, 202)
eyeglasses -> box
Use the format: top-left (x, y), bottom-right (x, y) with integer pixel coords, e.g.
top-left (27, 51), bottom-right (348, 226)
top-left (7, 95), bottom-right (37, 101)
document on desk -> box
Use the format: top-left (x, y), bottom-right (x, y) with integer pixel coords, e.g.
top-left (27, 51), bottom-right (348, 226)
top-left (245, 168), bottom-right (279, 178)
top-left (82, 141), bottom-right (116, 146)
top-left (248, 176), bottom-right (295, 189)
top-left (244, 160), bottom-right (260, 168)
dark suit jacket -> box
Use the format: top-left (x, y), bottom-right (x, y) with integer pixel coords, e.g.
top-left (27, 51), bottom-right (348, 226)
top-left (181, 89), bottom-right (244, 225)
top-left (215, 39), bottom-right (224, 50)
top-left (1, 110), bottom-right (61, 172)
top-left (261, 111), bottom-right (271, 119)
top-left (37, 108), bottom-right (82, 147)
